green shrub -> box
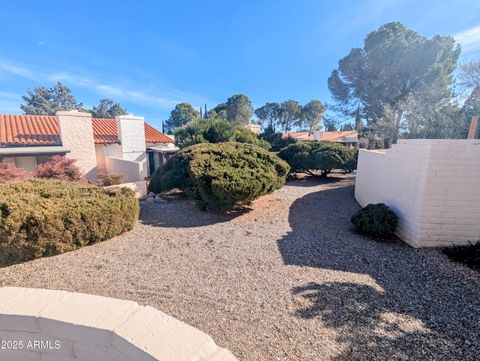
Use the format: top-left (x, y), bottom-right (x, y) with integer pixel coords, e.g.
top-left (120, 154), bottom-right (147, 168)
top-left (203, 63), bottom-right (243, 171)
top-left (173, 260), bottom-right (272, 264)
top-left (278, 141), bottom-right (357, 176)
top-left (351, 203), bottom-right (399, 238)
top-left (174, 119), bottom-right (270, 150)
top-left (0, 179), bottom-right (138, 265)
top-left (276, 143), bottom-right (314, 172)
top-left (149, 142), bottom-right (289, 211)
top-left (343, 149), bottom-right (359, 173)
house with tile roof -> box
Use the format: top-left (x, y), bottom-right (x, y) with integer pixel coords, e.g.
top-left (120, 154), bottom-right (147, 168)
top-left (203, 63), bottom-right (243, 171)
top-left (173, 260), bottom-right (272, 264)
top-left (0, 110), bottom-right (176, 181)
top-left (282, 130), bottom-right (359, 147)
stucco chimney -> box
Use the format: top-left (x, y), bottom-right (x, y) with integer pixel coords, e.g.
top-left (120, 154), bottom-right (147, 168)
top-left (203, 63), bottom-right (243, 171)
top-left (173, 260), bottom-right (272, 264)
top-left (115, 113), bottom-right (147, 162)
top-left (56, 110), bottom-right (97, 180)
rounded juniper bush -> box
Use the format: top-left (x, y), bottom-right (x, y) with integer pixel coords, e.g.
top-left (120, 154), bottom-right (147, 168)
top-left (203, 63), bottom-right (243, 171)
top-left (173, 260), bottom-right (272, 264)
top-left (351, 203), bottom-right (399, 238)
top-left (149, 142), bottom-right (289, 211)
top-left (278, 141), bottom-right (357, 177)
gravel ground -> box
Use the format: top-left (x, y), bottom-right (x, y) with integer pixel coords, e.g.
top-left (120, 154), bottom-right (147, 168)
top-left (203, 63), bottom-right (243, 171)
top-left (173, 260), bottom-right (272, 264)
top-left (1, 175), bottom-right (479, 360)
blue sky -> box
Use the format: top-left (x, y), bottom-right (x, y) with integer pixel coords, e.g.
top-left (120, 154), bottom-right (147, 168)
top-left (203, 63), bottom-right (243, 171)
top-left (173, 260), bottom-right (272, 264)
top-left (1, 0), bottom-right (480, 129)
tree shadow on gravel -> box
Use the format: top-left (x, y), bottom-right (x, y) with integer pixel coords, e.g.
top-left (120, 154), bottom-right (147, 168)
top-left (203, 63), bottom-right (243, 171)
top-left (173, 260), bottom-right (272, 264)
top-left (285, 173), bottom-right (350, 187)
top-left (278, 184), bottom-right (480, 360)
top-left (139, 192), bottom-right (251, 228)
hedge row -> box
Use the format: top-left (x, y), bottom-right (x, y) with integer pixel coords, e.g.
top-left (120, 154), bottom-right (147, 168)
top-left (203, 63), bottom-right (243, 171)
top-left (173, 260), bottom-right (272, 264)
top-left (149, 142), bottom-right (289, 211)
top-left (278, 141), bottom-right (358, 177)
top-left (0, 179), bottom-right (138, 265)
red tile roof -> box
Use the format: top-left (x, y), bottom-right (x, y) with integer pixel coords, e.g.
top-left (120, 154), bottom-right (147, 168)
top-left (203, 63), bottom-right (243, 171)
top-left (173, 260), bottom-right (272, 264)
top-left (282, 131), bottom-right (313, 141)
top-left (322, 131), bottom-right (358, 141)
top-left (0, 114), bottom-right (172, 147)
top-left (144, 122), bottom-right (174, 143)
top-left (0, 114), bottom-right (60, 146)
top-left (92, 118), bottom-right (121, 144)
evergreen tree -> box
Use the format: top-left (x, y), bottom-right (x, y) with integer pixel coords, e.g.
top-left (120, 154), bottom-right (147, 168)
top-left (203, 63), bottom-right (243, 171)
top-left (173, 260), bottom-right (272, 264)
top-left (225, 94), bottom-right (254, 126)
top-left (328, 22), bottom-right (460, 144)
top-left (92, 99), bottom-right (127, 118)
top-left (301, 100), bottom-right (326, 132)
top-left (21, 82), bottom-right (83, 115)
top-left (164, 103), bottom-right (200, 133)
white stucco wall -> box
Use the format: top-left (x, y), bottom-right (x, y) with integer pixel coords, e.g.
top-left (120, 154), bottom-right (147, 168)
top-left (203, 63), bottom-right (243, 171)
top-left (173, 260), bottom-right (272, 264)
top-left (57, 110), bottom-right (98, 181)
top-left (105, 156), bottom-right (147, 182)
top-left (146, 142), bottom-right (177, 151)
top-left (0, 287), bottom-right (237, 361)
top-left (355, 139), bottom-right (480, 248)
top-left (116, 114), bottom-right (147, 162)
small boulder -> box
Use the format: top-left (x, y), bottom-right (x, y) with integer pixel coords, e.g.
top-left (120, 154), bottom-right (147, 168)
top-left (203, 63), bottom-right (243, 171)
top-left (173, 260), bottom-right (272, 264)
top-left (155, 195), bottom-right (165, 204)
top-left (147, 192), bottom-right (156, 198)
top-left (145, 196), bottom-right (155, 203)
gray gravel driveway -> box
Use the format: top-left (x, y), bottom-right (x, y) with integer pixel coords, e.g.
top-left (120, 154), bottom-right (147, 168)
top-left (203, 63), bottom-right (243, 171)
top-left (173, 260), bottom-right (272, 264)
top-left (0, 175), bottom-right (479, 360)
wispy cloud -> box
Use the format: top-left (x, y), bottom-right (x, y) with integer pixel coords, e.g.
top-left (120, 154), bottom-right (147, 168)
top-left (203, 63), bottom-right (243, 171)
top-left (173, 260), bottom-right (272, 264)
top-left (0, 91), bottom-right (22, 113)
top-left (0, 58), bottom-right (207, 111)
top-left (0, 60), bottom-right (34, 78)
top-left (454, 25), bottom-right (480, 54)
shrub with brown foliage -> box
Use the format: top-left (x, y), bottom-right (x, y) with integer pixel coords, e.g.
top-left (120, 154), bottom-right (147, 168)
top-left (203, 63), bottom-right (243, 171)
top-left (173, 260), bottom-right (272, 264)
top-left (96, 173), bottom-right (124, 186)
top-left (0, 179), bottom-right (138, 265)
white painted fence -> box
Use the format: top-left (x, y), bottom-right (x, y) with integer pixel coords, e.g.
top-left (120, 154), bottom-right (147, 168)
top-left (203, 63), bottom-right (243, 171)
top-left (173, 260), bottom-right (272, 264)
top-left (355, 139), bottom-right (480, 248)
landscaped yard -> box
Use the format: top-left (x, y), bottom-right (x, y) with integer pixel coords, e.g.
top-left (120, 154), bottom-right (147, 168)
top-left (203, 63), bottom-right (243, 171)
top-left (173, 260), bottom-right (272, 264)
top-left (0, 175), bottom-right (478, 360)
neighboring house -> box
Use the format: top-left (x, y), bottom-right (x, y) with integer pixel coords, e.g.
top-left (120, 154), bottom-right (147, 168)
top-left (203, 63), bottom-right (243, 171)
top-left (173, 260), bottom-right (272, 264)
top-left (282, 130), bottom-right (359, 147)
top-left (0, 110), bottom-right (177, 182)
top-left (244, 123), bottom-right (261, 134)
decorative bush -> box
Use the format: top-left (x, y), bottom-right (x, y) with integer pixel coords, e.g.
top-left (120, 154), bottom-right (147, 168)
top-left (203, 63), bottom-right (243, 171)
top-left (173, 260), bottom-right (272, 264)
top-left (276, 143), bottom-right (314, 172)
top-left (0, 179), bottom-right (138, 265)
top-left (96, 173), bottom-right (124, 186)
top-left (0, 163), bottom-right (31, 182)
top-left (278, 141), bottom-right (357, 176)
top-left (443, 241), bottom-right (480, 272)
top-left (351, 203), bottom-right (399, 238)
top-left (35, 155), bottom-right (85, 181)
top-left (343, 149), bottom-right (359, 173)
top-left (149, 142), bottom-right (289, 211)
top-left (174, 119), bottom-right (270, 150)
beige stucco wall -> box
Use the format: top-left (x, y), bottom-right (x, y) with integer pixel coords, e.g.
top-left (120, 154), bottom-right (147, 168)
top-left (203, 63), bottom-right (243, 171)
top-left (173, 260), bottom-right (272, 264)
top-left (57, 110), bottom-right (98, 181)
top-left (94, 144), bottom-right (106, 174)
top-left (243, 123), bottom-right (261, 135)
top-left (14, 157), bottom-right (37, 173)
top-left (0, 287), bottom-right (237, 361)
top-left (95, 144), bottom-right (123, 174)
top-left (355, 139), bottom-right (480, 248)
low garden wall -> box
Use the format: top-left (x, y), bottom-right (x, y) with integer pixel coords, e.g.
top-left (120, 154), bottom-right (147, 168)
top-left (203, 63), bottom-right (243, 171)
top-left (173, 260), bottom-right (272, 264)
top-left (0, 287), bottom-right (237, 361)
top-left (105, 156), bottom-right (147, 183)
top-left (355, 139), bottom-right (480, 248)
top-left (104, 180), bottom-right (148, 198)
